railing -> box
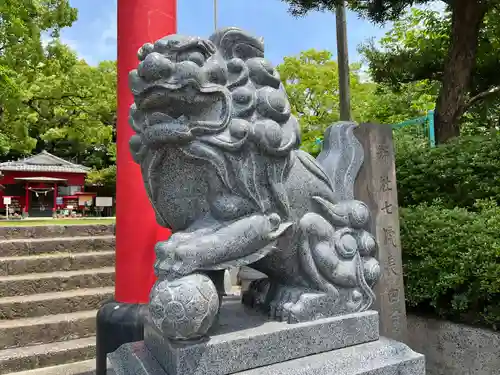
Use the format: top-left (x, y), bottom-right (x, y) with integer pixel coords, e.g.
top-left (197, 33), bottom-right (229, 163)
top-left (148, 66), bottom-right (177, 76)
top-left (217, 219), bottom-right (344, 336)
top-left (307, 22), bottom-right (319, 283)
top-left (391, 110), bottom-right (436, 148)
top-left (313, 110), bottom-right (436, 149)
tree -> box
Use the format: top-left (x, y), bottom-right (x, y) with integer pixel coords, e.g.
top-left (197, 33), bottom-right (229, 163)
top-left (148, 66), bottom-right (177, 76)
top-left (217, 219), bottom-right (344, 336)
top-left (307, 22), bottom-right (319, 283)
top-left (0, 40), bottom-right (117, 167)
top-left (277, 49), bottom-right (375, 155)
top-left (282, 0), bottom-right (499, 144)
top-left (0, 0), bottom-right (77, 153)
top-left (0, 37), bottom-right (117, 164)
top-left (360, 7), bottom-right (500, 141)
top-left (25, 52), bottom-right (117, 167)
top-left (277, 49), bottom-right (435, 155)
top-left (0, 1), bottom-right (117, 197)
top-left (85, 164), bottom-right (116, 196)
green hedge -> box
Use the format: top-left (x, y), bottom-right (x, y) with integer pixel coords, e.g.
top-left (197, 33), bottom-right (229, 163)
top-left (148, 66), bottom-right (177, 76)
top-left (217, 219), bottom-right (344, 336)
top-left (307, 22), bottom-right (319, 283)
top-left (400, 200), bottom-right (500, 330)
top-left (396, 133), bottom-right (500, 208)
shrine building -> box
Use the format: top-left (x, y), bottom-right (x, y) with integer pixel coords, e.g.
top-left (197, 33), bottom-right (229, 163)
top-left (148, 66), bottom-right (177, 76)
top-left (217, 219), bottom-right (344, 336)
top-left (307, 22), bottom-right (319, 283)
top-left (0, 151), bottom-right (93, 217)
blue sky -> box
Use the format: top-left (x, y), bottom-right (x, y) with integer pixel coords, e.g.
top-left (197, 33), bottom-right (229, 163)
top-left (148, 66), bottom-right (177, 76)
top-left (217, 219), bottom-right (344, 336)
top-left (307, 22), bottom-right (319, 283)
top-left (59, 0), bottom-right (393, 67)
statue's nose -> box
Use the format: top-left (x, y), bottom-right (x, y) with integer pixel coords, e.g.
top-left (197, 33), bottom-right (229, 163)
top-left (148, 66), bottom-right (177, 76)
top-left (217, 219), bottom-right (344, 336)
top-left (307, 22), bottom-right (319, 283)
top-left (137, 52), bottom-right (174, 81)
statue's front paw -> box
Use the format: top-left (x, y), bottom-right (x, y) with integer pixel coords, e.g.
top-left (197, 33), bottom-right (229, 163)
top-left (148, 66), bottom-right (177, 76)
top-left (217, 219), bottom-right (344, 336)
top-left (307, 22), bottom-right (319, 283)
top-left (155, 258), bottom-right (195, 280)
top-left (154, 244), bottom-right (196, 279)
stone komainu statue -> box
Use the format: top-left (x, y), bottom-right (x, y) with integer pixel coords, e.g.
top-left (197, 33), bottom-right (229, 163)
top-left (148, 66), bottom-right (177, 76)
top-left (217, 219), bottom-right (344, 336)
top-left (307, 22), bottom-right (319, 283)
top-left (128, 27), bottom-right (381, 340)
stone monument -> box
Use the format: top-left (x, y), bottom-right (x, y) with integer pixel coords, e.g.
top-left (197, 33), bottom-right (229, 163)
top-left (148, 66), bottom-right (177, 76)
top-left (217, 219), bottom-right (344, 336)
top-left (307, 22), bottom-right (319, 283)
top-left (109, 27), bottom-right (425, 375)
top-left (354, 123), bottom-right (408, 343)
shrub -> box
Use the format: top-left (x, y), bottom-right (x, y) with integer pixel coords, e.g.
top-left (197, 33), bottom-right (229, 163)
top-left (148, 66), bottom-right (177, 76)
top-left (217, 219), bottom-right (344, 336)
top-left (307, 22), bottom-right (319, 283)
top-left (400, 200), bottom-right (500, 330)
top-left (85, 165), bottom-right (116, 197)
top-left (396, 133), bottom-right (500, 208)
top-left (392, 127), bottom-right (428, 156)
top-left (85, 165), bottom-right (116, 189)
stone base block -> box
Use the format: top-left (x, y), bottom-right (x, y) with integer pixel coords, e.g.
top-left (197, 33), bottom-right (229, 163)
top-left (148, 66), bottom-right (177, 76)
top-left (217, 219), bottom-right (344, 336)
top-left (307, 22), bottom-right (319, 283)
top-left (109, 337), bottom-right (425, 375)
top-left (109, 297), bottom-right (424, 375)
top-left (144, 297), bottom-right (379, 375)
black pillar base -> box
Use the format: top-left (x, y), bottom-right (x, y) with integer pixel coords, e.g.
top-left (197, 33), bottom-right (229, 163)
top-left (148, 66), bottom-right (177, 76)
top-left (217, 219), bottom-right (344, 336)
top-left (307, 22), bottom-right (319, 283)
top-left (96, 299), bottom-right (149, 375)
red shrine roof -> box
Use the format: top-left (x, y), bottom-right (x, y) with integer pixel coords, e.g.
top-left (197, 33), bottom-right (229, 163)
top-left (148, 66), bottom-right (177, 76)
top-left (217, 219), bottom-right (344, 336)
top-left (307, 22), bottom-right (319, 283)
top-left (0, 151), bottom-right (90, 174)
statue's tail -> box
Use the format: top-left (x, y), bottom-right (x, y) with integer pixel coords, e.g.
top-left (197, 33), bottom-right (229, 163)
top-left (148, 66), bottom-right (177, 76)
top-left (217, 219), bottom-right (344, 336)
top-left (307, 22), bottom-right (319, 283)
top-left (316, 122), bottom-right (378, 310)
top-left (315, 121), bottom-right (364, 201)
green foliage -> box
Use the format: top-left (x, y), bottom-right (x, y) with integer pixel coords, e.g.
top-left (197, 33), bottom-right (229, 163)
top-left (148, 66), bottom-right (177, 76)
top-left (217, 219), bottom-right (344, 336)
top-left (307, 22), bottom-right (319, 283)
top-left (360, 8), bottom-right (451, 89)
top-left (276, 49), bottom-right (438, 156)
top-left (1, 46), bottom-right (117, 161)
top-left (0, 0), bottom-right (78, 153)
top-left (401, 200), bottom-right (500, 330)
top-left (277, 49), bottom-right (376, 155)
top-left (282, 0), bottom-right (434, 22)
top-left (393, 127), bottom-right (429, 156)
top-left (0, 0), bottom-right (117, 171)
top-left (85, 165), bottom-right (116, 189)
top-left (28, 58), bottom-right (117, 163)
top-left (396, 133), bottom-right (500, 208)
top-left (360, 7), bottom-right (500, 135)
top-left (283, 0), bottom-right (499, 143)
top-left (363, 81), bottom-right (437, 125)
top-left (360, 6), bottom-right (500, 97)
top-left (277, 49), bottom-right (429, 156)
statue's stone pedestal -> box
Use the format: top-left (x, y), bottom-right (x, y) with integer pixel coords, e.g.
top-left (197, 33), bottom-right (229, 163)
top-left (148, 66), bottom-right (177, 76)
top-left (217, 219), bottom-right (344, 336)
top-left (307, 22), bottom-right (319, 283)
top-left (109, 298), bottom-right (425, 375)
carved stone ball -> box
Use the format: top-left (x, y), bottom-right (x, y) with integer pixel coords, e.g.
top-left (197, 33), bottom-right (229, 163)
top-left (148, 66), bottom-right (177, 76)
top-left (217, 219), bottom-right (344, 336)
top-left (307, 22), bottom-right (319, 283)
top-left (149, 273), bottom-right (220, 340)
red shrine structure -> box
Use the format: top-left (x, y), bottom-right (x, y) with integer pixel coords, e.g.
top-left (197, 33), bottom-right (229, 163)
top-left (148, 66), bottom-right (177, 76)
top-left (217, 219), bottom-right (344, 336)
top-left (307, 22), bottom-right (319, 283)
top-left (0, 151), bottom-right (93, 217)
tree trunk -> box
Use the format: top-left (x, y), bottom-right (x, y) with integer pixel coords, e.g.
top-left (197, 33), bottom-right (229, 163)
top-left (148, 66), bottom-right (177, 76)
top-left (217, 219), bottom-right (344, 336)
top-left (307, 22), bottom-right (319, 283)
top-left (434, 0), bottom-right (487, 144)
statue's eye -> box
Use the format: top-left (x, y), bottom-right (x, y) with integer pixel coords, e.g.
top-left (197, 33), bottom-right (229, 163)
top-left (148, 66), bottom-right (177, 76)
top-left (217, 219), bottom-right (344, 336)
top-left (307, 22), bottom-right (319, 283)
top-left (178, 51), bottom-right (205, 66)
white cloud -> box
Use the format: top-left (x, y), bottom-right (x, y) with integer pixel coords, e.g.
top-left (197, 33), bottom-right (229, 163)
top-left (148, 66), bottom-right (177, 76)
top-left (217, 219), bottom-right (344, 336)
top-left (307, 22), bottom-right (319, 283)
top-left (95, 0), bottom-right (117, 59)
top-left (41, 32), bottom-right (78, 52)
top-left (41, 31), bottom-right (94, 63)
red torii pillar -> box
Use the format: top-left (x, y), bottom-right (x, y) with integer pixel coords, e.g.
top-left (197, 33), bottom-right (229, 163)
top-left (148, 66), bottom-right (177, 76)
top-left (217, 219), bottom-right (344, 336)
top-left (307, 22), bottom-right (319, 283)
top-left (96, 1), bottom-right (176, 373)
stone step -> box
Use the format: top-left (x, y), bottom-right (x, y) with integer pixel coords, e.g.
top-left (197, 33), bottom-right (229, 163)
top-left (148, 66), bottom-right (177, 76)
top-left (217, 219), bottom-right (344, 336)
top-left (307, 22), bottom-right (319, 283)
top-left (0, 267), bottom-right (115, 297)
top-left (0, 252), bottom-right (115, 276)
top-left (0, 287), bottom-right (114, 319)
top-left (0, 310), bottom-right (97, 350)
top-left (0, 236), bottom-right (115, 258)
top-left (3, 361), bottom-right (94, 375)
top-left (3, 359), bottom-right (115, 375)
top-left (0, 338), bottom-right (96, 375)
top-left (0, 224), bottom-right (114, 241)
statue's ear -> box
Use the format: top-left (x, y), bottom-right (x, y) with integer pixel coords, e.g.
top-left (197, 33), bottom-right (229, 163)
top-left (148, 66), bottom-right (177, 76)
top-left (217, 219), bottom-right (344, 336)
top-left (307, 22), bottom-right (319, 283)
top-left (209, 27), bottom-right (264, 61)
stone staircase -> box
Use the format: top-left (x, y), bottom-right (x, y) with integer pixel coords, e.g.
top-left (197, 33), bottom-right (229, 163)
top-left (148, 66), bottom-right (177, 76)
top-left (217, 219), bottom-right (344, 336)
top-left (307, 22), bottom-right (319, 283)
top-left (0, 224), bottom-right (115, 375)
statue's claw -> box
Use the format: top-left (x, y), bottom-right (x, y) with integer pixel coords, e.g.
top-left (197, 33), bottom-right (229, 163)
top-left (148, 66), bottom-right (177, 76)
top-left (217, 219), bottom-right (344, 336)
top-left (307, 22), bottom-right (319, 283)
top-left (154, 251), bottom-right (196, 280)
top-left (254, 284), bottom-right (341, 324)
top-left (286, 292), bottom-right (339, 323)
top-left (280, 289), bottom-right (302, 322)
top-left (244, 282), bottom-right (339, 324)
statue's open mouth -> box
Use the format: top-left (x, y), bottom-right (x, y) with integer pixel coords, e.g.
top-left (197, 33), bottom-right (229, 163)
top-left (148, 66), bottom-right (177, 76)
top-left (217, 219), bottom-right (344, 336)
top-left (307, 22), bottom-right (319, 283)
top-left (133, 82), bottom-right (230, 145)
